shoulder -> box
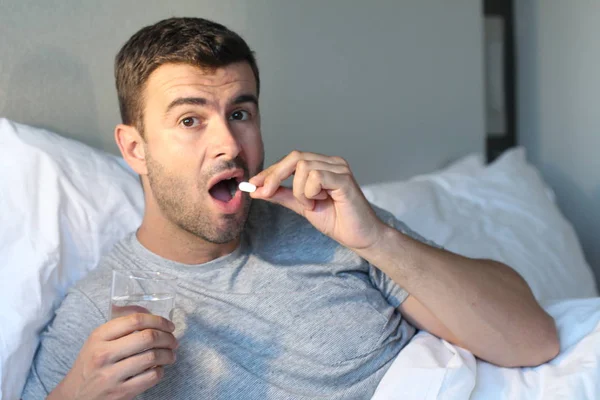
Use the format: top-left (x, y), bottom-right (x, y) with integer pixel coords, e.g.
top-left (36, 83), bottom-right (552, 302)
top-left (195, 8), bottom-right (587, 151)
top-left (71, 234), bottom-right (135, 319)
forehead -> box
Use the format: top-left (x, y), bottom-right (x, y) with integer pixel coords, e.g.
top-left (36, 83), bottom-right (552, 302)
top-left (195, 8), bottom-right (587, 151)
top-left (144, 62), bottom-right (257, 105)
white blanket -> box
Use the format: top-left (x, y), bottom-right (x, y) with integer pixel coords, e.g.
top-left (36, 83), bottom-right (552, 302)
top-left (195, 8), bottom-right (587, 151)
top-left (373, 298), bottom-right (600, 400)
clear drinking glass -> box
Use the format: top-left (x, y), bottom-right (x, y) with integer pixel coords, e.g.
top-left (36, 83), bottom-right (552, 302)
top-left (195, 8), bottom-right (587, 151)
top-left (109, 270), bottom-right (177, 321)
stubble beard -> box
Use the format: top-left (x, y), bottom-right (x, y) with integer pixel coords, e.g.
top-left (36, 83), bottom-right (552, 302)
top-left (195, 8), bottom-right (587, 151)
top-left (145, 151), bottom-right (255, 245)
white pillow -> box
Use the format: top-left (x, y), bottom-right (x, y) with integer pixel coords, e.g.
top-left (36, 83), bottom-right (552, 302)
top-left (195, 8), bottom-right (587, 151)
top-left (0, 119), bottom-right (144, 400)
top-left (362, 147), bottom-right (599, 304)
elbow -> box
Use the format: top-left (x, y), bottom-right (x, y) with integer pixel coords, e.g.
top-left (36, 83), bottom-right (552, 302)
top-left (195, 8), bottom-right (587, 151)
top-left (527, 321), bottom-right (560, 367)
top-left (500, 315), bottom-right (560, 368)
top-left (544, 333), bottom-right (561, 363)
top-left (516, 332), bottom-right (559, 368)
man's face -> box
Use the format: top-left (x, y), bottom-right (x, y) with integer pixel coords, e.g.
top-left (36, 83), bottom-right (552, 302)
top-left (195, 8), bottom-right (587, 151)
top-left (140, 62), bottom-right (263, 244)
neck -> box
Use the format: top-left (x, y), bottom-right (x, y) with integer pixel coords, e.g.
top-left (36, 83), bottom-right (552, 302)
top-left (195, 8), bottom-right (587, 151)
top-left (137, 208), bottom-right (240, 265)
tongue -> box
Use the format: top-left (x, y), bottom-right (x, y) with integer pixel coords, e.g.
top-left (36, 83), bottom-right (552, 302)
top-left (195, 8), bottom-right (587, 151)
top-left (209, 180), bottom-right (233, 202)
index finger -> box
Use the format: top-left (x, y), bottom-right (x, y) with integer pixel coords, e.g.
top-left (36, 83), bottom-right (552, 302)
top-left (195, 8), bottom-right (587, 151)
top-left (96, 313), bottom-right (175, 341)
top-left (249, 151), bottom-right (333, 197)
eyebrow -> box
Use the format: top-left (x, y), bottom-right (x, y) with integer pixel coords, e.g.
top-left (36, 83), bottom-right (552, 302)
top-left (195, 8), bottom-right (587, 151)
top-left (165, 94), bottom-right (259, 114)
top-left (166, 97), bottom-right (207, 113)
top-left (232, 94), bottom-right (259, 107)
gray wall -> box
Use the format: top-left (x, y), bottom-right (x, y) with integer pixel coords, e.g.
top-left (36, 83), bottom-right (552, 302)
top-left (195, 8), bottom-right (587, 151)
top-left (0, 0), bottom-right (484, 184)
top-left (516, 0), bottom-right (600, 283)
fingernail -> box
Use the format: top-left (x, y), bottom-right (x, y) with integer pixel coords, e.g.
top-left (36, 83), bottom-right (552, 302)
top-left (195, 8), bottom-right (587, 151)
top-left (169, 321), bottom-right (175, 331)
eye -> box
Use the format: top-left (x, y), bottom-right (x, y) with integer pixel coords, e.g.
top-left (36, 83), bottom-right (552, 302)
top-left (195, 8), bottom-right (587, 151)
top-left (180, 117), bottom-right (201, 128)
top-left (229, 110), bottom-right (250, 121)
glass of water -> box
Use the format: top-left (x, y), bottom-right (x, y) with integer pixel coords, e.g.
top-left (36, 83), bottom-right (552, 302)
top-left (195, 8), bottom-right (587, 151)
top-left (109, 270), bottom-right (177, 321)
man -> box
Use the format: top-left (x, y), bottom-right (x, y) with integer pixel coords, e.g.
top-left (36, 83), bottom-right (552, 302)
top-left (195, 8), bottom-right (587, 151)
top-left (23, 17), bottom-right (558, 400)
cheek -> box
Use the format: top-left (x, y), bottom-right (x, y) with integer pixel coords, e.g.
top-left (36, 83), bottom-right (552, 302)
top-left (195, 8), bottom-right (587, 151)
top-left (148, 151), bottom-right (206, 193)
top-left (157, 134), bottom-right (207, 171)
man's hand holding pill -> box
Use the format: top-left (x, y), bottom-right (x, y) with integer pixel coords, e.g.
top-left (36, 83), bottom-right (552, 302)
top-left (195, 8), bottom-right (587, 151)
top-left (246, 151), bottom-right (388, 252)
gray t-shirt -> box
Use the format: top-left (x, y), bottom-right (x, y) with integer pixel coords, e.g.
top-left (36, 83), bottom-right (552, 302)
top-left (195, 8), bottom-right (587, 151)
top-left (23, 201), bottom-right (438, 399)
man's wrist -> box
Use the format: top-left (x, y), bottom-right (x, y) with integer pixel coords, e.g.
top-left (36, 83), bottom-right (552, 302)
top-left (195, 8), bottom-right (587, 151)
top-left (47, 373), bottom-right (76, 400)
top-left (353, 224), bottom-right (406, 269)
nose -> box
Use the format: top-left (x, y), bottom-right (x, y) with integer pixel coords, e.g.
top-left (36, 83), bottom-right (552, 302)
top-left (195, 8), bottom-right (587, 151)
top-left (209, 117), bottom-right (242, 160)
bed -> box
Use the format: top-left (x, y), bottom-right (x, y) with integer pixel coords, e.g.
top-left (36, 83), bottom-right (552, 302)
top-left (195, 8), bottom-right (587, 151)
top-left (1, 118), bottom-right (599, 399)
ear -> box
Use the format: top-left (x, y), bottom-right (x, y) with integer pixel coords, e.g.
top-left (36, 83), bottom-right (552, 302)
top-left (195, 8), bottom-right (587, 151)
top-left (115, 124), bottom-right (147, 175)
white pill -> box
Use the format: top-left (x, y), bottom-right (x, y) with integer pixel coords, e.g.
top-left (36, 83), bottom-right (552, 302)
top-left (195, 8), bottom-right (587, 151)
top-left (238, 181), bottom-right (256, 193)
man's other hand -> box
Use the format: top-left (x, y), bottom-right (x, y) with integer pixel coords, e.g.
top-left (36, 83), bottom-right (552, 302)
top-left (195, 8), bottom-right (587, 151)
top-left (48, 313), bottom-right (178, 400)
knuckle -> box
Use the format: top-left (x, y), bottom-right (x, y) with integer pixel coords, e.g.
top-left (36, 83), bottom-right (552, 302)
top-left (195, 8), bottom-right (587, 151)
top-left (97, 369), bottom-right (114, 386)
top-left (161, 317), bottom-right (172, 331)
top-left (334, 156), bottom-right (349, 166)
top-left (142, 329), bottom-right (158, 345)
top-left (264, 175), bottom-right (277, 187)
top-left (148, 366), bottom-right (164, 382)
top-left (105, 387), bottom-right (118, 399)
top-left (308, 169), bottom-right (322, 180)
top-left (289, 150), bottom-right (301, 160)
top-left (128, 313), bottom-right (145, 330)
top-left (144, 350), bottom-right (158, 365)
top-left (106, 385), bottom-right (127, 399)
top-left (296, 159), bottom-right (308, 171)
top-left (91, 349), bottom-right (110, 367)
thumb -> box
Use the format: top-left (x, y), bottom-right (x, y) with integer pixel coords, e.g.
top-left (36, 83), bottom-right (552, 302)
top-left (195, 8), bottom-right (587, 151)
top-left (253, 186), bottom-right (307, 215)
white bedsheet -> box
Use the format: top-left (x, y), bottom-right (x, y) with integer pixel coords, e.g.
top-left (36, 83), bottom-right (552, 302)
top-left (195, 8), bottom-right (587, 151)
top-left (373, 297), bottom-right (600, 400)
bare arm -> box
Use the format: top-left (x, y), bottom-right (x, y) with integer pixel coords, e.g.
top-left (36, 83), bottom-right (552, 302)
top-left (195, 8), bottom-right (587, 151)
top-left (248, 150), bottom-right (559, 368)
top-left (356, 226), bottom-right (559, 368)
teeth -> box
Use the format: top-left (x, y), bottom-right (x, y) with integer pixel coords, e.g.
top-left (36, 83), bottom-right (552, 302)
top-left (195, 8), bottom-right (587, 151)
top-left (228, 179), bottom-right (237, 198)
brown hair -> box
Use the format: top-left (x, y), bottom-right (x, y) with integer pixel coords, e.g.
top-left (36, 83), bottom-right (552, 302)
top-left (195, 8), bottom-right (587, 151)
top-left (115, 17), bottom-right (260, 135)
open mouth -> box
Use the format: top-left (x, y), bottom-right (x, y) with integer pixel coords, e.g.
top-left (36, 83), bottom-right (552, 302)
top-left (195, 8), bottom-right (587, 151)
top-left (208, 177), bottom-right (240, 203)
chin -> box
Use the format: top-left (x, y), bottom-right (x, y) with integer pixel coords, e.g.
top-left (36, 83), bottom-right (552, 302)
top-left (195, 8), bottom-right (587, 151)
top-left (204, 214), bottom-right (247, 244)
top-left (167, 195), bottom-right (251, 244)
top-left (204, 229), bottom-right (243, 244)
